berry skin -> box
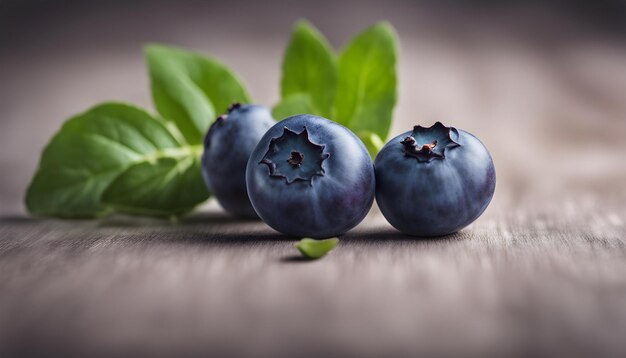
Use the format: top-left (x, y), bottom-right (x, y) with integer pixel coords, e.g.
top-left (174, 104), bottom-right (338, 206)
top-left (374, 122), bottom-right (495, 236)
top-left (246, 115), bottom-right (375, 238)
top-left (201, 104), bottom-right (275, 218)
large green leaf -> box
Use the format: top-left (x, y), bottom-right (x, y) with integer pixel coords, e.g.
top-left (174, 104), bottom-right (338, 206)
top-left (279, 20), bottom-right (337, 118)
top-left (334, 22), bottom-right (398, 141)
top-left (145, 44), bottom-right (251, 144)
top-left (25, 103), bottom-right (205, 218)
top-left (102, 155), bottom-right (207, 217)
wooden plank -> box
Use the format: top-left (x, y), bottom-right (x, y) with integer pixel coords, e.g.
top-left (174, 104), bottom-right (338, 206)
top-left (1, 197), bottom-right (625, 356)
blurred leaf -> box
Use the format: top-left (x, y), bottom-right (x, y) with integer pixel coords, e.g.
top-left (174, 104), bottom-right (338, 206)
top-left (334, 22), bottom-right (398, 141)
top-left (272, 93), bottom-right (318, 120)
top-left (26, 103), bottom-right (205, 218)
top-left (294, 237), bottom-right (339, 260)
top-left (279, 20), bottom-right (337, 118)
top-left (145, 44), bottom-right (251, 144)
top-left (358, 131), bottom-right (385, 159)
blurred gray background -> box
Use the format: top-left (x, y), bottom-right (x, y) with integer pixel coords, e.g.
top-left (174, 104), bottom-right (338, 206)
top-left (1, 0), bottom-right (625, 215)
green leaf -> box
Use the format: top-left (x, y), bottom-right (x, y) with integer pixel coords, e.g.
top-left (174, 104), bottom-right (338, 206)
top-left (279, 20), bottom-right (337, 118)
top-left (25, 103), bottom-right (206, 218)
top-left (272, 93), bottom-right (318, 120)
top-left (334, 22), bottom-right (398, 141)
top-left (102, 155), bottom-right (207, 217)
top-left (294, 238), bottom-right (339, 260)
top-left (145, 44), bottom-right (251, 144)
top-left (358, 131), bottom-right (385, 159)
top-left (149, 73), bottom-right (215, 145)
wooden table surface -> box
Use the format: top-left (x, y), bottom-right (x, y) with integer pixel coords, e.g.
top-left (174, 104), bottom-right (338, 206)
top-left (1, 1), bottom-right (626, 356)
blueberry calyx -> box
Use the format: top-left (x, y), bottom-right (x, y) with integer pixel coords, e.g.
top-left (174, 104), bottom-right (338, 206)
top-left (287, 151), bottom-right (304, 167)
top-left (206, 104), bottom-right (245, 147)
top-left (259, 127), bottom-right (330, 184)
top-left (228, 102), bottom-right (242, 112)
top-left (401, 122), bottom-right (460, 163)
top-left (420, 140), bottom-right (438, 153)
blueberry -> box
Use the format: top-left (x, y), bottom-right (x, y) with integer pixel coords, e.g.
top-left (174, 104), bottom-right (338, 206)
top-left (202, 103), bottom-right (275, 218)
top-left (374, 122), bottom-right (495, 236)
top-left (246, 115), bottom-right (375, 238)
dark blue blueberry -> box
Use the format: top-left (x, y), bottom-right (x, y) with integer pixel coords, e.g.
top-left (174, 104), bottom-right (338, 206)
top-left (246, 115), bottom-right (375, 238)
top-left (374, 122), bottom-right (496, 236)
top-left (202, 103), bottom-right (275, 218)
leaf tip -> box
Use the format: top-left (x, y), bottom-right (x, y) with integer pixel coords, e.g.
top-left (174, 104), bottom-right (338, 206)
top-left (143, 43), bottom-right (167, 56)
top-left (294, 19), bottom-right (313, 29)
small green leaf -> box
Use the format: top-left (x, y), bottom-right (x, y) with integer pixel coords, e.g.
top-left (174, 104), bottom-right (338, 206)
top-left (145, 44), bottom-right (251, 144)
top-left (334, 22), bottom-right (398, 141)
top-left (102, 155), bottom-right (208, 216)
top-left (294, 238), bottom-right (339, 260)
top-left (279, 20), bottom-right (337, 118)
top-left (25, 102), bottom-right (207, 218)
top-left (272, 93), bottom-right (318, 120)
top-left (358, 131), bottom-right (385, 159)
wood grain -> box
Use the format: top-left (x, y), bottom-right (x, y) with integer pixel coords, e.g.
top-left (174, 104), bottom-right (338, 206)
top-left (1, 195), bottom-right (625, 357)
top-left (1, 1), bottom-right (626, 356)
